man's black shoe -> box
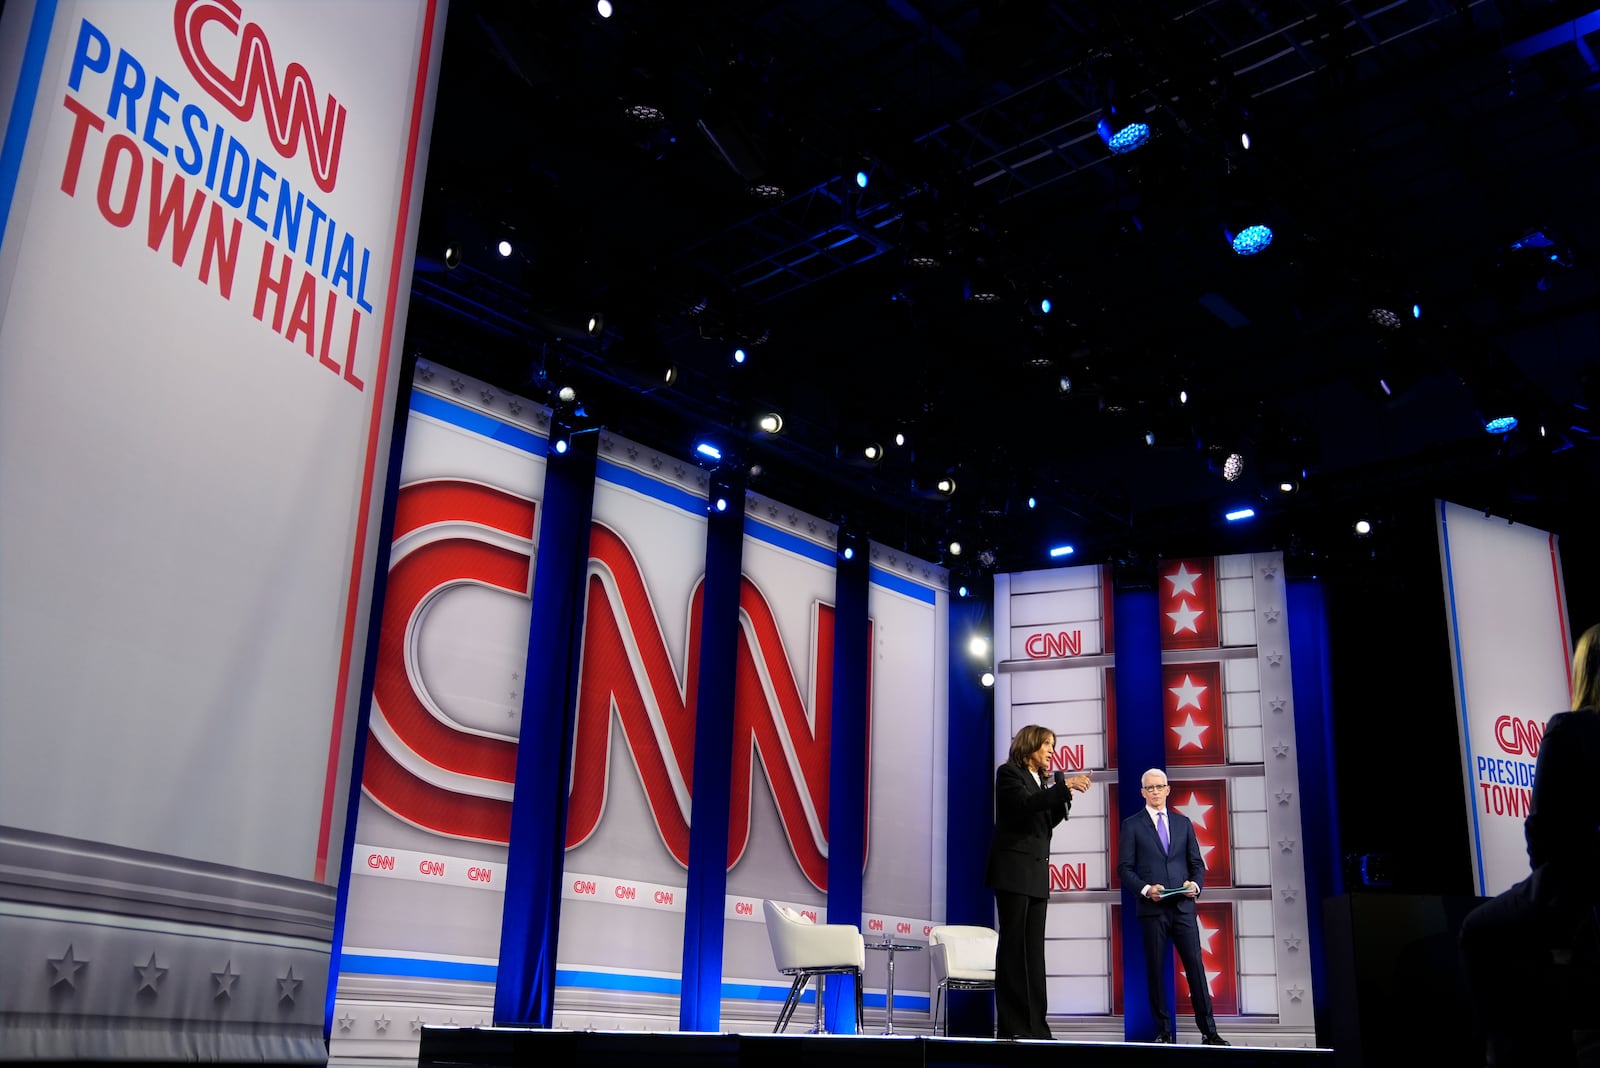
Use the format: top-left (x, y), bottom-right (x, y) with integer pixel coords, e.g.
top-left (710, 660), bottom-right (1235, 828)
top-left (1201, 1033), bottom-right (1231, 1046)
top-left (1154, 1032), bottom-right (1175, 1043)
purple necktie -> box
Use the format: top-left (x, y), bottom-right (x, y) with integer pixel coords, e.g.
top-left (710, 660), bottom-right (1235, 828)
top-left (1157, 811), bottom-right (1170, 853)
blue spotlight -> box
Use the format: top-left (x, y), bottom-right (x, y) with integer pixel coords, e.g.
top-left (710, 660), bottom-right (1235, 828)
top-left (1039, 298), bottom-right (1052, 314)
top-left (1412, 303), bottom-right (1422, 319)
top-left (1224, 507), bottom-right (1256, 521)
top-left (856, 170), bottom-right (869, 189)
top-left (715, 498), bottom-right (728, 512)
top-left (1230, 225), bottom-right (1273, 256)
top-left (1048, 544), bottom-right (1075, 559)
top-left (1097, 117), bottom-right (1150, 154)
top-left (957, 585), bottom-right (969, 598)
top-left (695, 442), bottom-right (723, 462)
top-left (733, 348), bottom-right (747, 364)
top-left (554, 439), bottom-right (569, 455)
top-left (842, 546), bottom-right (854, 560)
top-left (1484, 415), bottom-right (1518, 434)
top-left (1027, 496), bottom-right (1037, 509)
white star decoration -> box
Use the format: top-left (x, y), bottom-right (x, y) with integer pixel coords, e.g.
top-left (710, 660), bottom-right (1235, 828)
top-left (1167, 601), bottom-right (1204, 634)
top-left (1169, 674), bottom-right (1208, 711)
top-left (48, 945), bottom-right (86, 990)
top-left (1275, 788), bottom-right (1293, 805)
top-left (410, 1016), bottom-right (426, 1034)
top-left (1166, 562), bottom-right (1202, 597)
top-left (1281, 885), bottom-right (1300, 903)
top-left (1283, 935), bottom-right (1302, 951)
top-left (1286, 985), bottom-right (1305, 1002)
top-left (1272, 741), bottom-right (1291, 758)
top-left (337, 1012), bottom-right (356, 1032)
top-left (1266, 651), bottom-right (1283, 667)
top-left (1269, 697), bottom-right (1287, 712)
top-left (374, 1015), bottom-right (391, 1034)
top-left (1197, 919), bottom-right (1220, 953)
top-left (212, 960), bottom-right (239, 999)
top-left (1175, 793), bottom-right (1213, 829)
top-left (134, 953), bottom-right (167, 994)
top-left (1264, 607), bottom-right (1281, 623)
top-left (1278, 836), bottom-right (1297, 853)
top-left (277, 966), bottom-right (303, 1004)
top-left (1170, 714), bottom-right (1209, 750)
top-left (1260, 562), bottom-right (1278, 578)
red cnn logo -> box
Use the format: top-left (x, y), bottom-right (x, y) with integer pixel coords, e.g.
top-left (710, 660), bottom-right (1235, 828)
top-left (173, 0), bottom-right (347, 194)
top-left (1494, 715), bottom-right (1545, 756)
top-left (361, 478), bottom-right (870, 892)
top-left (1024, 629), bottom-right (1082, 659)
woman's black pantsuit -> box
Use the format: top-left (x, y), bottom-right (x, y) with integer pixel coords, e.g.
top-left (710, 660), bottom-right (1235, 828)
top-left (984, 762), bottom-right (1073, 1039)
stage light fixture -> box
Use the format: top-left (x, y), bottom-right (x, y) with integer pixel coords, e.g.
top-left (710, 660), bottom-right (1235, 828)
top-left (1225, 507), bottom-right (1256, 521)
top-left (444, 245), bottom-right (461, 269)
top-left (715, 497), bottom-right (728, 512)
top-left (948, 541), bottom-right (962, 557)
top-left (597, 0), bottom-right (613, 17)
top-left (1412, 303), bottom-right (1422, 319)
top-left (586, 314), bottom-right (604, 335)
top-left (842, 546), bottom-right (854, 561)
top-left (864, 443), bottom-right (882, 462)
top-left (1368, 308), bottom-right (1402, 330)
top-left (1278, 480), bottom-right (1297, 494)
top-left (1048, 544), bottom-right (1075, 558)
top-left (856, 170), bottom-right (869, 189)
top-left (957, 585), bottom-right (969, 598)
top-left (1229, 225), bottom-right (1273, 256)
top-left (748, 181), bottom-right (787, 201)
top-left (1223, 452), bottom-right (1245, 481)
top-left (1484, 415), bottom-right (1518, 434)
top-left (1240, 131), bottom-right (1251, 151)
top-left (977, 548), bottom-right (997, 568)
top-left (935, 477), bottom-right (957, 496)
top-left (894, 433), bottom-right (906, 447)
top-left (554, 439), bottom-right (569, 455)
top-left (733, 348), bottom-right (747, 365)
top-left (661, 365), bottom-right (679, 386)
top-left (1058, 375), bottom-right (1072, 394)
top-left (497, 240), bottom-right (513, 257)
top-left (1027, 497), bottom-right (1037, 509)
top-left (756, 412), bottom-right (783, 434)
top-left (1040, 298), bottom-right (1052, 314)
top-left (557, 385), bottom-right (578, 403)
top-left (695, 442), bottom-right (723, 462)
top-left (981, 672), bottom-right (996, 688)
top-left (1355, 519), bottom-right (1372, 536)
top-left (968, 636), bottom-right (989, 658)
top-left (1097, 110), bottom-right (1150, 155)
top-left (1179, 389), bottom-right (1189, 405)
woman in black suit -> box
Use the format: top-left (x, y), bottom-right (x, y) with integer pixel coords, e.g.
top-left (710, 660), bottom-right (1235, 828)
top-left (984, 724), bottom-right (1091, 1039)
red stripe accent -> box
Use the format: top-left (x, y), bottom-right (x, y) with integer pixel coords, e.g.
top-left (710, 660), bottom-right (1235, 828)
top-left (315, 0), bottom-right (440, 882)
top-left (1552, 532), bottom-right (1572, 701)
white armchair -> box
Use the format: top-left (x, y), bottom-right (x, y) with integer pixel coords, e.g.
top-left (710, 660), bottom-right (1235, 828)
top-left (928, 924), bottom-right (999, 1037)
top-left (762, 899), bottom-right (865, 1033)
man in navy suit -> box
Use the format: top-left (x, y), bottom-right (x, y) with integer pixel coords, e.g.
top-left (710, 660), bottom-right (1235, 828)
top-left (1117, 768), bottom-right (1229, 1046)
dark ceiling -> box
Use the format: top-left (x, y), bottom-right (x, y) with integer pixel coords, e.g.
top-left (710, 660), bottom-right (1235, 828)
top-left (403, 0), bottom-right (1600, 582)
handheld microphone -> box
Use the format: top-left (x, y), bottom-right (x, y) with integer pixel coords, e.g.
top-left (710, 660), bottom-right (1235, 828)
top-left (1052, 769), bottom-right (1065, 789)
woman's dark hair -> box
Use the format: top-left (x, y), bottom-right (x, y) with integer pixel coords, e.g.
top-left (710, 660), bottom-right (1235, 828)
top-left (1008, 724), bottom-right (1055, 767)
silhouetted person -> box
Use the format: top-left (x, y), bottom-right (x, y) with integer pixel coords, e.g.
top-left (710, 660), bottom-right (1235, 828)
top-left (985, 725), bottom-right (1090, 1039)
top-left (1460, 623), bottom-right (1600, 1066)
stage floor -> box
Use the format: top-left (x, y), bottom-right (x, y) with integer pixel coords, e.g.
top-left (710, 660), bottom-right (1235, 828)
top-left (419, 1026), bottom-right (1335, 1068)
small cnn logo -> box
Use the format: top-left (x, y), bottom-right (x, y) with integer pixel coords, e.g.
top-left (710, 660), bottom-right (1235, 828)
top-left (174, 0), bottom-right (347, 193)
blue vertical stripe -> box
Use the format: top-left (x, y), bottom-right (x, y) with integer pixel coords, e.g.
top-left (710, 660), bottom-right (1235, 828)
top-left (1287, 577), bottom-right (1339, 1036)
top-left (678, 473), bottom-right (745, 1032)
top-left (0, 0), bottom-right (57, 251)
top-left (1111, 586), bottom-right (1167, 1042)
top-left (825, 536), bottom-right (868, 1034)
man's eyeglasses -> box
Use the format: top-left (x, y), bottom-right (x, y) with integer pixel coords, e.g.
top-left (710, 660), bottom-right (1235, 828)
top-left (1141, 784), bottom-right (1169, 792)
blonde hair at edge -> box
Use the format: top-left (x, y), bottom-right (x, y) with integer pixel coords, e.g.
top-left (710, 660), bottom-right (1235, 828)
top-left (1572, 623), bottom-right (1600, 712)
